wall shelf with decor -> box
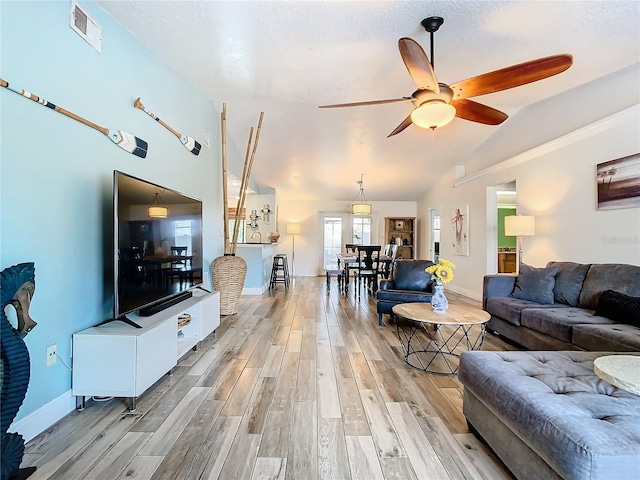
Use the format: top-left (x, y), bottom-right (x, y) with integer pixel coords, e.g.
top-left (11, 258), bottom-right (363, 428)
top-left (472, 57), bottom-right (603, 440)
top-left (384, 217), bottom-right (416, 259)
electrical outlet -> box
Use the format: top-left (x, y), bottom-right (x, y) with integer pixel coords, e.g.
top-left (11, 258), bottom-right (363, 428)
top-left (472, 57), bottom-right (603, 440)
top-left (201, 129), bottom-right (210, 148)
top-left (47, 344), bottom-right (57, 367)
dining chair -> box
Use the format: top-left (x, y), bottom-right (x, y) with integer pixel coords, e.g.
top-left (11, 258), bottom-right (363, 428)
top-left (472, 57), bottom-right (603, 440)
top-left (345, 243), bottom-right (359, 253)
top-left (354, 245), bottom-right (382, 297)
top-left (165, 246), bottom-right (193, 286)
top-left (380, 244), bottom-right (399, 280)
top-left (342, 243), bottom-right (360, 290)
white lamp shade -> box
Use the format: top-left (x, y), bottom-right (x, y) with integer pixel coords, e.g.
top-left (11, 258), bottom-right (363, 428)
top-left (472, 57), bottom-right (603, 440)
top-left (286, 223), bottom-right (301, 235)
top-left (148, 205), bottom-right (168, 218)
top-left (351, 203), bottom-right (372, 215)
top-left (505, 215), bottom-right (535, 236)
top-left (410, 100), bottom-right (456, 130)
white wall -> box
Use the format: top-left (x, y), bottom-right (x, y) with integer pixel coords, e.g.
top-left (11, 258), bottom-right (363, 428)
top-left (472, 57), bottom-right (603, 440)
top-left (276, 199), bottom-right (417, 276)
top-left (418, 65), bottom-right (640, 301)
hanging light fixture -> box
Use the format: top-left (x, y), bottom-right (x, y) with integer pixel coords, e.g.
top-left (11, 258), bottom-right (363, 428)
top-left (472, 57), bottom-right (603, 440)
top-left (148, 190), bottom-right (168, 218)
top-left (352, 174), bottom-right (372, 215)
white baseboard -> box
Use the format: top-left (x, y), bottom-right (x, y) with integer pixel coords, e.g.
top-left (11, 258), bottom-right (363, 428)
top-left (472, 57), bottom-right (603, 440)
top-left (9, 389), bottom-right (76, 443)
top-left (447, 285), bottom-right (483, 303)
top-left (242, 285), bottom-right (268, 295)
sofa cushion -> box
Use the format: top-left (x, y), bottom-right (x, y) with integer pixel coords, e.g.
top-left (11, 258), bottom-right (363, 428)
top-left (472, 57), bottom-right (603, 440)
top-left (459, 351), bottom-right (640, 480)
top-left (376, 289), bottom-right (433, 304)
top-left (486, 297), bottom-right (565, 327)
top-left (391, 259), bottom-right (434, 291)
top-left (510, 263), bottom-right (559, 304)
top-left (595, 290), bottom-right (640, 327)
top-left (547, 261), bottom-right (590, 307)
top-left (520, 307), bottom-right (612, 343)
top-left (579, 263), bottom-right (640, 310)
top-left (573, 323), bottom-right (640, 352)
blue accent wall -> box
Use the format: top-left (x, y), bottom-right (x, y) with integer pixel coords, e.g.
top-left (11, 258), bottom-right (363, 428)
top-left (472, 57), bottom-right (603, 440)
top-left (0, 1), bottom-right (226, 421)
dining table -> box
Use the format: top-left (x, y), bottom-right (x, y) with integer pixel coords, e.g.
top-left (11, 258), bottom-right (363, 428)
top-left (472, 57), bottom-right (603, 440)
top-left (337, 251), bottom-right (393, 292)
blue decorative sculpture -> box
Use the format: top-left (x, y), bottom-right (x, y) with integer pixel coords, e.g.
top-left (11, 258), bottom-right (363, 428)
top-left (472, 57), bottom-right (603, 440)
top-left (1, 263), bottom-right (37, 480)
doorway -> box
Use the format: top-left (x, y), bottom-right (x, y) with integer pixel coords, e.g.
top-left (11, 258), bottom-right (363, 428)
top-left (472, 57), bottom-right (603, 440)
top-left (319, 212), bottom-right (376, 272)
top-left (321, 214), bottom-right (345, 271)
top-left (496, 182), bottom-right (517, 274)
top-left (429, 208), bottom-right (440, 263)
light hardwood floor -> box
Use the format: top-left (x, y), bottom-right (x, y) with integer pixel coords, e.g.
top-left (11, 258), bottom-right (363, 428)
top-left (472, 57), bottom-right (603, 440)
top-left (22, 276), bottom-right (519, 480)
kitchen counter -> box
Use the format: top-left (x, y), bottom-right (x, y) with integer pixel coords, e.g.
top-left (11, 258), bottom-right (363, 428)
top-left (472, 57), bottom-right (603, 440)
top-left (235, 243), bottom-right (277, 294)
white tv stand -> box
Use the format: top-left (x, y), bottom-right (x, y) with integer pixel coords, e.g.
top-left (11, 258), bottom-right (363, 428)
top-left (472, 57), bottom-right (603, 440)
top-left (72, 289), bottom-right (220, 411)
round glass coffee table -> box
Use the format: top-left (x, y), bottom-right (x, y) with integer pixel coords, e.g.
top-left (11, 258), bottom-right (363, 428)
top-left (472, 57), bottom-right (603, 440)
top-left (392, 303), bottom-right (490, 374)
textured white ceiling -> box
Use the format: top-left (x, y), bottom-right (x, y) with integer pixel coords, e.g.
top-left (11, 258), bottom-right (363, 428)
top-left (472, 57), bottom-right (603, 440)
top-left (97, 0), bottom-right (640, 202)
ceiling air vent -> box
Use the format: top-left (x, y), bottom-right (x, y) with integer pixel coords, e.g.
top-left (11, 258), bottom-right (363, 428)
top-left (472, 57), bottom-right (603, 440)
top-left (70, 1), bottom-right (102, 53)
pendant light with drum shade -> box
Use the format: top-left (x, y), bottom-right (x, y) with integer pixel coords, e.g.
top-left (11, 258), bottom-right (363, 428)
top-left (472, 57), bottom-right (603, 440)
top-left (148, 189), bottom-right (168, 218)
top-left (352, 174), bottom-right (372, 215)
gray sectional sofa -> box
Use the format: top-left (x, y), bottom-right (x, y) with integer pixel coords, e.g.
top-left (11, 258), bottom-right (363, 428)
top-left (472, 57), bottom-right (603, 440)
top-left (483, 262), bottom-right (640, 351)
top-left (459, 261), bottom-right (640, 479)
top-left (459, 350), bottom-right (640, 480)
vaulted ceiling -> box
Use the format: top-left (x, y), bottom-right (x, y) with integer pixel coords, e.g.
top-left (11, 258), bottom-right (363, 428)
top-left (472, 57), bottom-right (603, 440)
top-left (97, 1), bottom-right (640, 202)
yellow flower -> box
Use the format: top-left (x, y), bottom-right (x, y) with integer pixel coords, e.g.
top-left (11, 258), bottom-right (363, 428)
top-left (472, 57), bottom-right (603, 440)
top-left (439, 259), bottom-right (456, 269)
top-left (436, 266), bottom-right (454, 284)
top-left (425, 258), bottom-right (455, 284)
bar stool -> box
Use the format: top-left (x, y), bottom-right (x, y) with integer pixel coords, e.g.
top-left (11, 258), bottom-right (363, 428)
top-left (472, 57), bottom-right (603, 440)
top-left (270, 254), bottom-right (290, 290)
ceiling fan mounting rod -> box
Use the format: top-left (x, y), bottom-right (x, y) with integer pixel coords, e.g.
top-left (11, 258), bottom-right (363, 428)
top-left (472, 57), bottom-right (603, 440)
top-left (421, 16), bottom-right (444, 70)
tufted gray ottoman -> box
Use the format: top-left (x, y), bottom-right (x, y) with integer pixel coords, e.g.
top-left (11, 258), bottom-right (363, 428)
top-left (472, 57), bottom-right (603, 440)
top-left (459, 351), bottom-right (640, 480)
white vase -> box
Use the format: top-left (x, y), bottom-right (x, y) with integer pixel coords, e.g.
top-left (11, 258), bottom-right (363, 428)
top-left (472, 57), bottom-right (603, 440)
top-left (431, 282), bottom-right (448, 313)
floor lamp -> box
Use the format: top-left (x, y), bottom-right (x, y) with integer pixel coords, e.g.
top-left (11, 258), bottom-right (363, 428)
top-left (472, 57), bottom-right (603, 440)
top-left (504, 215), bottom-right (535, 269)
top-left (286, 223), bottom-right (300, 277)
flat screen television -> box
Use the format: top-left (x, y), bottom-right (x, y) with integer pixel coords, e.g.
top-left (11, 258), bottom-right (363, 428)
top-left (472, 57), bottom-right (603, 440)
top-left (113, 171), bottom-right (204, 321)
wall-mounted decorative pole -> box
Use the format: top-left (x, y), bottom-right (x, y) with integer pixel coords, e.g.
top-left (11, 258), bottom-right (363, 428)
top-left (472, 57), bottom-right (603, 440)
top-left (0, 78), bottom-right (147, 158)
top-left (134, 97), bottom-right (201, 155)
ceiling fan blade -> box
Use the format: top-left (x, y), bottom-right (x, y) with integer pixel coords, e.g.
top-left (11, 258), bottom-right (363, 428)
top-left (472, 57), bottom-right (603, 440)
top-left (452, 99), bottom-right (508, 125)
top-left (387, 114), bottom-right (413, 137)
top-left (318, 97), bottom-right (413, 109)
top-left (449, 54), bottom-right (573, 99)
top-left (398, 38), bottom-right (440, 94)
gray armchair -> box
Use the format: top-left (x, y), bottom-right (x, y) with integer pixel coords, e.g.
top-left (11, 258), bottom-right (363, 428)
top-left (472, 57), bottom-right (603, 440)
top-left (376, 259), bottom-right (435, 325)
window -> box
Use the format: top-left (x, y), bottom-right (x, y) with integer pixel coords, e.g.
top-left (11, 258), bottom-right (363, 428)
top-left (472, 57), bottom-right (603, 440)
top-left (323, 217), bottom-right (342, 269)
top-left (174, 220), bottom-right (192, 254)
top-left (228, 219), bottom-right (246, 244)
top-left (352, 217), bottom-right (371, 245)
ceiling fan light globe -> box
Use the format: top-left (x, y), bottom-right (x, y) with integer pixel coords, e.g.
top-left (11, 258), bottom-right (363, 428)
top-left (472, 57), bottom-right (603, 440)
top-left (411, 100), bottom-right (456, 130)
